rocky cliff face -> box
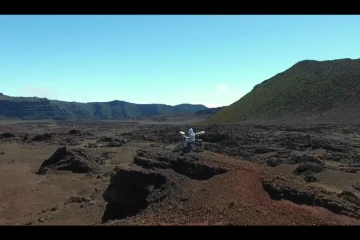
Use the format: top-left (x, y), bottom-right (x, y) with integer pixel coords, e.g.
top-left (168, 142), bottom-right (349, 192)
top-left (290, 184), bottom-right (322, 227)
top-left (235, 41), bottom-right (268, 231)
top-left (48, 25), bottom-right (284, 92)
top-left (0, 99), bottom-right (55, 120)
top-left (0, 94), bottom-right (207, 120)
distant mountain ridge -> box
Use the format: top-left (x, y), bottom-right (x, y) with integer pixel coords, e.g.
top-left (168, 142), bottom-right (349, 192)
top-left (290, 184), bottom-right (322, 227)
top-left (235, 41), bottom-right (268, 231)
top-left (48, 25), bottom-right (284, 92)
top-left (0, 94), bottom-right (207, 120)
top-left (205, 58), bottom-right (360, 124)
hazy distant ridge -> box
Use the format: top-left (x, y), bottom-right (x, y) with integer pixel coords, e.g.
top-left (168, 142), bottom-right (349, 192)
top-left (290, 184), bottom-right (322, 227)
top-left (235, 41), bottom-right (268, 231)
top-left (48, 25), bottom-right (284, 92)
top-left (0, 94), bottom-right (207, 120)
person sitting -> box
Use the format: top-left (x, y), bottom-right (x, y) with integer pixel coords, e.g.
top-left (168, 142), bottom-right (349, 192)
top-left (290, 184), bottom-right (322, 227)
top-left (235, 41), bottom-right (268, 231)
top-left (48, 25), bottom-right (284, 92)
top-left (184, 128), bottom-right (196, 147)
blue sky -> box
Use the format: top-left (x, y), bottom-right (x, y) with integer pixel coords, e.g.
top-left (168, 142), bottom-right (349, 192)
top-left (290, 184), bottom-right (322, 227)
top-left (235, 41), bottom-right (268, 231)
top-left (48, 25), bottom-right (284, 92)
top-left (1, 15), bottom-right (359, 107)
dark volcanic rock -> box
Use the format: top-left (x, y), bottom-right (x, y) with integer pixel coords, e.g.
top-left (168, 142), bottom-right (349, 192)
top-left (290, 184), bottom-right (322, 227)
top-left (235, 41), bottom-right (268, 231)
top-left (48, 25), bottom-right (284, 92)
top-left (98, 136), bottom-right (125, 147)
top-left (88, 143), bottom-right (98, 148)
top-left (171, 156), bottom-right (228, 180)
top-left (102, 165), bottom-right (168, 222)
top-left (69, 129), bottom-right (81, 135)
top-left (302, 172), bottom-right (319, 182)
top-left (290, 152), bottom-right (323, 164)
top-left (326, 152), bottom-right (349, 162)
top-left (353, 182), bottom-right (360, 192)
top-left (338, 191), bottom-right (360, 206)
top-left (64, 138), bottom-right (80, 146)
top-left (32, 133), bottom-right (52, 142)
top-left (266, 158), bottom-right (282, 167)
top-left (22, 133), bottom-right (29, 141)
top-left (109, 165), bottom-right (167, 188)
top-left (0, 133), bottom-right (16, 139)
top-left (37, 146), bottom-right (100, 174)
top-left (262, 177), bottom-right (360, 219)
top-left (311, 139), bottom-right (347, 153)
top-left (200, 132), bottom-right (229, 143)
top-left (65, 196), bottom-right (92, 204)
top-left (293, 162), bottom-right (324, 175)
top-left (254, 147), bottom-right (277, 154)
top-left (107, 142), bottom-right (123, 147)
top-left (97, 152), bottom-right (116, 164)
top-left (102, 148), bottom-right (229, 222)
top-left (98, 137), bottom-right (113, 142)
top-left (343, 168), bottom-right (357, 173)
top-left (133, 149), bottom-right (228, 180)
top-left (278, 135), bottom-right (312, 151)
top-left (134, 156), bottom-right (171, 169)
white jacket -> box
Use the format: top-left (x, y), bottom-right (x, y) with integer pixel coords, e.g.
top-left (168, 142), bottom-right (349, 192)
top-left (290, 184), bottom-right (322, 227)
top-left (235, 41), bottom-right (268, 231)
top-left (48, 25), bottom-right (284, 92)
top-left (188, 128), bottom-right (195, 141)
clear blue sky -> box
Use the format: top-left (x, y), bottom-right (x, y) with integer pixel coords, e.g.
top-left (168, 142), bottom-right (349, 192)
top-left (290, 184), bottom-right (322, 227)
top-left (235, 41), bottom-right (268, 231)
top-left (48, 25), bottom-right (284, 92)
top-left (1, 15), bottom-right (359, 107)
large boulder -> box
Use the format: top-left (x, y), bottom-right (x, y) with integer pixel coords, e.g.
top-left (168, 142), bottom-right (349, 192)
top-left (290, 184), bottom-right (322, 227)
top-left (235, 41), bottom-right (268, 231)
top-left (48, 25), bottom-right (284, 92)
top-left (31, 133), bottom-right (52, 142)
top-left (293, 162), bottom-right (324, 175)
top-left (0, 133), bottom-right (16, 139)
top-left (37, 146), bottom-right (100, 174)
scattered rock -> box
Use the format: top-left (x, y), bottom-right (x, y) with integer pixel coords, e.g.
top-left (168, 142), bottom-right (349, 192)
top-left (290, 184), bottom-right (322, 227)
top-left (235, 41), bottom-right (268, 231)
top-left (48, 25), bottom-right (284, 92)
top-left (326, 152), bottom-right (348, 162)
top-left (293, 162), bottom-right (324, 176)
top-left (338, 191), bottom-right (360, 206)
top-left (107, 142), bottom-right (123, 147)
top-left (0, 132), bottom-right (16, 139)
top-left (266, 158), bottom-right (282, 167)
top-left (0, 150), bottom-right (4, 155)
top-left (98, 137), bottom-right (113, 142)
top-left (103, 172), bottom-right (112, 177)
top-left (133, 150), bottom-right (228, 180)
top-left (150, 144), bottom-right (160, 148)
top-left (200, 133), bottom-right (229, 143)
top-left (311, 149), bottom-right (327, 159)
top-left (97, 137), bottom-right (125, 147)
top-left (22, 133), bottom-right (29, 141)
top-left (262, 177), bottom-right (360, 219)
top-left (69, 129), bottom-right (81, 135)
top-left (65, 196), bottom-right (92, 205)
top-left (31, 133), bottom-right (52, 142)
top-left (171, 156), bottom-right (228, 180)
top-left (134, 156), bottom-right (171, 169)
top-left (64, 138), bottom-right (80, 146)
top-left (302, 172), bottom-right (319, 182)
top-left (343, 168), bottom-right (358, 173)
top-left (37, 146), bottom-right (100, 174)
top-left (254, 147), bottom-right (278, 154)
top-left (353, 182), bottom-right (360, 192)
top-left (97, 152), bottom-right (116, 164)
top-left (38, 217), bottom-right (45, 223)
top-left (290, 152), bottom-right (323, 164)
top-left (88, 143), bottom-right (98, 148)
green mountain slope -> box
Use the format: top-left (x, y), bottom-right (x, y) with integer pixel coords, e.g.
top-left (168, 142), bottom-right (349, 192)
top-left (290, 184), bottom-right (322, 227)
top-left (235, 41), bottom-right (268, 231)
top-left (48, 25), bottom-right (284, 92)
top-left (205, 58), bottom-right (360, 124)
top-left (195, 106), bottom-right (226, 116)
top-left (0, 94), bottom-right (207, 120)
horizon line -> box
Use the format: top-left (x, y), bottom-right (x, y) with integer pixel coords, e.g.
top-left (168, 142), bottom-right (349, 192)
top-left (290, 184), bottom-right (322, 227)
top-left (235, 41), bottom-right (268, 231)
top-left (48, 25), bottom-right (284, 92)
top-left (0, 93), bottom-right (227, 108)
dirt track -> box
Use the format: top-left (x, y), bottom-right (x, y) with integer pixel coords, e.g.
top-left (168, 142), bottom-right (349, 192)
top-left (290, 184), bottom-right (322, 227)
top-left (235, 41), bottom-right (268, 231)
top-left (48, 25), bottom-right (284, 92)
top-left (1, 120), bottom-right (360, 225)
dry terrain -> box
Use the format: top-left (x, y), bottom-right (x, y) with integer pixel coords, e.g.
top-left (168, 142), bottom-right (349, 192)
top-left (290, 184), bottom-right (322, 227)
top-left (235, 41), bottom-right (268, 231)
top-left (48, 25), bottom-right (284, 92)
top-left (1, 117), bottom-right (360, 225)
